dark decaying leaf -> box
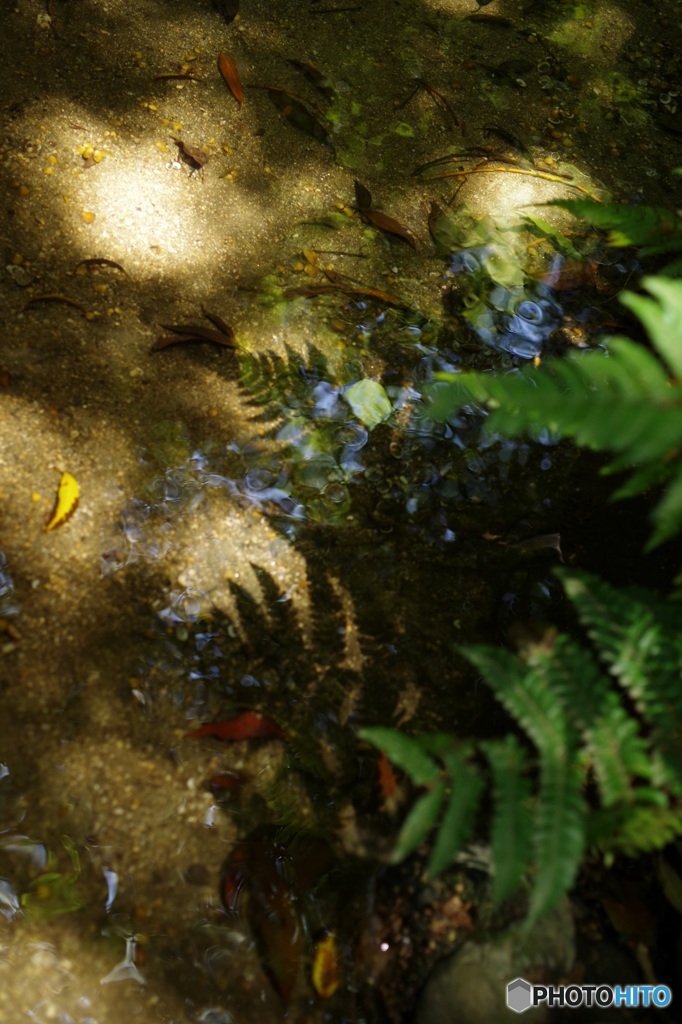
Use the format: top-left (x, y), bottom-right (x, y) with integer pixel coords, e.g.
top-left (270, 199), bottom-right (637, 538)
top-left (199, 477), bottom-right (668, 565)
top-left (310, 5), bottom-right (362, 11)
top-left (153, 72), bottom-right (202, 82)
top-left (207, 771), bottom-right (248, 796)
top-left (201, 307), bottom-right (233, 334)
top-left (171, 137), bottom-right (207, 169)
top-left (287, 59), bottom-right (335, 101)
top-left (483, 123), bottom-right (530, 156)
top-left (353, 179), bottom-right (372, 210)
top-left (361, 208), bottom-right (419, 249)
top-left (152, 309), bottom-right (236, 351)
top-left (218, 52), bottom-right (244, 105)
top-left (464, 13), bottom-right (513, 25)
top-left (253, 86), bottom-right (332, 146)
top-left (284, 282), bottom-right (408, 306)
top-left (213, 0), bottom-right (240, 23)
top-left (27, 294), bottom-right (87, 313)
top-left (220, 828), bottom-right (334, 1002)
top-left (74, 257), bottom-right (127, 275)
top-left (418, 79), bottom-right (459, 127)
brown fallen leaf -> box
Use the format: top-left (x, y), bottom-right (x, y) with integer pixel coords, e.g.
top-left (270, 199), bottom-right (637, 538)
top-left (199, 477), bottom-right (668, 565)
top-left (201, 307), bottom-right (234, 335)
top-left (153, 72), bottom-right (202, 82)
top-left (214, 0), bottom-right (240, 23)
top-left (171, 137), bottom-right (208, 171)
top-left (284, 282), bottom-right (408, 307)
top-left (218, 52), bottom-right (243, 105)
top-left (27, 294), bottom-right (88, 314)
top-left (418, 79), bottom-right (460, 127)
top-left (74, 257), bottom-right (128, 275)
top-left (287, 59), bottom-right (335, 101)
top-left (353, 179), bottom-right (372, 210)
top-left (361, 208), bottom-right (419, 249)
top-left (249, 85), bottom-right (333, 146)
top-left (152, 310), bottom-right (236, 351)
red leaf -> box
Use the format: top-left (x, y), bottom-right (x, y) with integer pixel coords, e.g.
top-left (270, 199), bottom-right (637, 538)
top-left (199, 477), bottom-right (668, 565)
top-left (377, 751), bottom-right (398, 800)
top-left (185, 711), bottom-right (285, 741)
top-left (218, 52), bottom-right (243, 105)
top-left (207, 771), bottom-right (247, 795)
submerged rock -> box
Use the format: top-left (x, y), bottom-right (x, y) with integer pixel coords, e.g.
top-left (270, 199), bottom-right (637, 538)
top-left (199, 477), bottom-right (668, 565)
top-left (415, 899), bottom-right (575, 1024)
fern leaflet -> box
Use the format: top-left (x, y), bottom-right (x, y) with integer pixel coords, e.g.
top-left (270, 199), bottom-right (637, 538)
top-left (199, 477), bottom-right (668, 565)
top-left (392, 783), bottom-right (446, 862)
top-left (481, 736), bottom-right (533, 906)
top-left (530, 755), bottom-right (586, 925)
top-left (426, 750), bottom-right (485, 878)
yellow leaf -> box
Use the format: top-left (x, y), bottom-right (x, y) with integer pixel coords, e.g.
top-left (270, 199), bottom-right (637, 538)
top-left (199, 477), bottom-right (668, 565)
top-left (45, 472), bottom-right (79, 531)
top-left (311, 932), bottom-right (340, 1000)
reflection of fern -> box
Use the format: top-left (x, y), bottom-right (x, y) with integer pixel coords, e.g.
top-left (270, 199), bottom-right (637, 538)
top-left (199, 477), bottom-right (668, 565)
top-left (429, 277), bottom-right (682, 548)
top-left (362, 570), bottom-right (682, 924)
top-left (548, 196), bottom-right (682, 273)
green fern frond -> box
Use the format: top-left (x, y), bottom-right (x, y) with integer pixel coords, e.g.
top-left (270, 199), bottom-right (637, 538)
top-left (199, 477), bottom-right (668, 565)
top-left (448, 342), bottom-right (681, 464)
top-left (461, 645), bottom-right (577, 756)
top-left (648, 467), bottom-right (682, 549)
top-left (559, 571), bottom-right (682, 783)
top-left (481, 736), bottom-right (533, 906)
top-left (620, 276), bottom-right (682, 379)
top-left (601, 803), bottom-right (682, 857)
top-left (358, 727), bottom-right (440, 786)
top-left (546, 199), bottom-right (682, 255)
top-left (526, 635), bottom-right (653, 806)
top-left (529, 755), bottom-right (586, 925)
top-left (587, 713), bottom-right (654, 806)
top-left (426, 750), bottom-right (485, 878)
top-left (392, 782), bottom-right (446, 862)
top-left (429, 278), bottom-right (682, 549)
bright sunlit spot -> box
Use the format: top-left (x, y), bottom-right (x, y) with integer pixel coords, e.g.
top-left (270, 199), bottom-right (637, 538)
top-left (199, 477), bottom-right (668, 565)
top-left (70, 159), bottom-right (215, 270)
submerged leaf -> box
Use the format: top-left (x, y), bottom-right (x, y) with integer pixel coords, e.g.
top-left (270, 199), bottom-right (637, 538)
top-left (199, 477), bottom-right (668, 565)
top-left (152, 310), bottom-right (236, 351)
top-left (218, 52), bottom-right (244, 105)
top-left (27, 294), bottom-right (87, 314)
top-left (45, 472), bottom-right (79, 532)
top-left (261, 86), bottom-right (333, 146)
top-left (220, 829), bottom-right (332, 1002)
top-left (74, 257), bottom-right (128, 275)
top-left (171, 137), bottom-right (207, 169)
top-left (343, 379), bottom-right (392, 428)
top-left (353, 179), bottom-right (373, 210)
top-left (186, 711), bottom-right (285, 741)
top-left (311, 932), bottom-right (341, 999)
top-left (361, 208), bottom-right (419, 249)
top-left (288, 59), bottom-right (335, 101)
top-left (214, 0), bottom-right (240, 23)
top-left (284, 282), bottom-right (408, 306)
